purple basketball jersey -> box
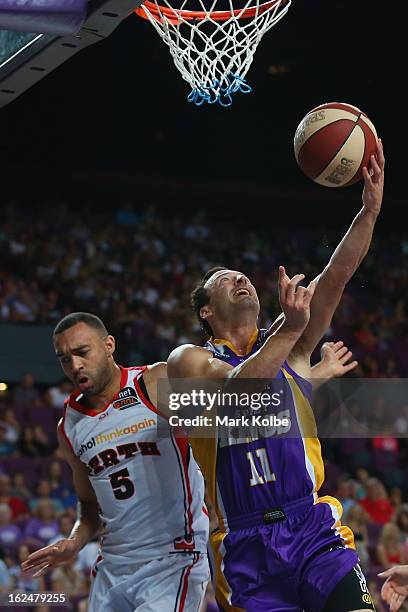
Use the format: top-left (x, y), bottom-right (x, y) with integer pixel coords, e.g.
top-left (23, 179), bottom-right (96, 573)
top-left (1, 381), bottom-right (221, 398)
top-left (198, 330), bottom-right (359, 612)
top-left (205, 329), bottom-right (324, 523)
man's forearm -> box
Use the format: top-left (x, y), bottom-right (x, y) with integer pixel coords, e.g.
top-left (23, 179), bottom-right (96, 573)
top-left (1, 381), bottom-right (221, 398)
top-left (229, 323), bottom-right (303, 380)
top-left (68, 501), bottom-right (102, 551)
top-left (327, 207), bottom-right (379, 282)
top-left (310, 361), bottom-right (329, 380)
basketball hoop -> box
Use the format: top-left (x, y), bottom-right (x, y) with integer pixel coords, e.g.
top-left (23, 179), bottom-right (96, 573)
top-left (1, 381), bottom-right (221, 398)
top-left (135, 0), bottom-right (291, 106)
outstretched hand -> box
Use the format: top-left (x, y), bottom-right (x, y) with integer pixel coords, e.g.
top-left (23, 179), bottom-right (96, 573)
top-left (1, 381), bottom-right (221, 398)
top-left (319, 341), bottom-right (358, 378)
top-left (362, 138), bottom-right (385, 216)
top-left (278, 266), bottom-right (316, 333)
top-left (378, 566), bottom-right (408, 611)
top-left (21, 538), bottom-right (79, 577)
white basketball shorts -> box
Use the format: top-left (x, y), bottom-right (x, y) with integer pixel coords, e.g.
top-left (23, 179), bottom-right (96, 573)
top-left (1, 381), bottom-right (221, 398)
top-left (88, 552), bottom-right (209, 612)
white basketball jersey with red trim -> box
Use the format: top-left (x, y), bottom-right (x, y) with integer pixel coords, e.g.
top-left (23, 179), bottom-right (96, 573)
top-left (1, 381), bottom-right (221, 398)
top-left (61, 366), bottom-right (208, 566)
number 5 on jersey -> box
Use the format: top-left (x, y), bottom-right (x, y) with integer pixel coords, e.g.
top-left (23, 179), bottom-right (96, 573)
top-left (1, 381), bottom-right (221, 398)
top-left (109, 468), bottom-right (135, 499)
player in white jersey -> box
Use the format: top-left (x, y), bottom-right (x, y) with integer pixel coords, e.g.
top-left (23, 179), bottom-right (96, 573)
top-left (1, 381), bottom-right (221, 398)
top-left (22, 312), bottom-right (209, 612)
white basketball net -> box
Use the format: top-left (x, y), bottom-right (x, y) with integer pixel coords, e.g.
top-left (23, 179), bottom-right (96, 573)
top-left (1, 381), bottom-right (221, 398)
top-left (136, 0), bottom-right (291, 106)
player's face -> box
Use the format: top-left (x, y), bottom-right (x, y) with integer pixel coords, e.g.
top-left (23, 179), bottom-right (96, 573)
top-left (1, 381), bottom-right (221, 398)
top-left (54, 322), bottom-right (114, 395)
top-left (203, 269), bottom-right (260, 320)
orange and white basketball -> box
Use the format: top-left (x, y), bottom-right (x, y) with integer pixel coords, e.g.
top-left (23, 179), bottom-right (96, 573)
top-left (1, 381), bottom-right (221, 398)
top-left (294, 102), bottom-right (378, 188)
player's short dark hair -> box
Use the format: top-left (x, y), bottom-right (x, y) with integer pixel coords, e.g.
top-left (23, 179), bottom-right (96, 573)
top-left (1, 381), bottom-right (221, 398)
top-left (191, 266), bottom-right (226, 337)
top-left (53, 312), bottom-right (108, 338)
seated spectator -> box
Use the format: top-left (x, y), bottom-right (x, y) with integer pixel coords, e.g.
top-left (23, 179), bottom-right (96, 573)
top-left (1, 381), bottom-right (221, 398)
top-left (354, 467), bottom-right (370, 500)
top-left (0, 545), bottom-right (11, 592)
top-left (0, 424), bottom-right (17, 457)
top-left (396, 505), bottom-right (408, 546)
top-left (13, 373), bottom-right (41, 407)
top-left (48, 513), bottom-right (73, 542)
top-left (354, 322), bottom-right (378, 353)
top-left (346, 504), bottom-right (370, 572)
top-left (48, 461), bottom-right (74, 504)
top-left (10, 472), bottom-right (30, 501)
top-left (8, 543), bottom-right (46, 596)
top-left (335, 480), bottom-right (356, 520)
top-left (159, 288), bottom-right (180, 316)
top-left (390, 486), bottom-right (403, 513)
top-left (376, 522), bottom-right (407, 569)
top-left (24, 500), bottom-right (60, 545)
top-left (44, 379), bottom-right (73, 410)
top-left (60, 489), bottom-right (77, 512)
top-left (360, 478), bottom-right (394, 524)
top-left (51, 560), bottom-right (87, 599)
top-left (0, 474), bottom-right (29, 521)
top-left (0, 408), bottom-right (20, 446)
top-left (395, 404), bottom-right (408, 436)
top-left (372, 435), bottom-right (400, 470)
top-left (29, 480), bottom-right (64, 515)
top-left (33, 425), bottom-right (50, 454)
top-left (64, 505), bottom-right (77, 523)
top-left (18, 426), bottom-right (49, 458)
top-left (0, 503), bottom-right (23, 549)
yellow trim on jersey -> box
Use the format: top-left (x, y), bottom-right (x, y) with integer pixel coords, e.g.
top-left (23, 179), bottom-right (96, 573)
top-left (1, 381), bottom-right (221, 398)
top-left (281, 368), bottom-right (356, 551)
top-left (212, 327), bottom-right (259, 356)
top-left (189, 436), bottom-right (244, 610)
top-left (316, 495), bottom-right (356, 549)
top-left (282, 368), bottom-right (325, 493)
top-left (189, 436), bottom-right (225, 523)
top-left (210, 529), bottom-right (245, 612)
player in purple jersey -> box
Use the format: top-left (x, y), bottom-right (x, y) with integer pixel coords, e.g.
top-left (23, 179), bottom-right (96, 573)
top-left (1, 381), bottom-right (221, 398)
top-left (167, 140), bottom-right (385, 612)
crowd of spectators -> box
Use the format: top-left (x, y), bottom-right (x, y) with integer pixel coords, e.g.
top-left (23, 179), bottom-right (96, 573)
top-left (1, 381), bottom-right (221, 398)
top-left (1, 200), bottom-right (408, 610)
top-left (0, 200), bottom-right (407, 374)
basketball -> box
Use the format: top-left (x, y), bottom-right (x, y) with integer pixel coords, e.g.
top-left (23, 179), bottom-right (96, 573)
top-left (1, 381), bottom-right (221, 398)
top-left (293, 102), bottom-right (378, 188)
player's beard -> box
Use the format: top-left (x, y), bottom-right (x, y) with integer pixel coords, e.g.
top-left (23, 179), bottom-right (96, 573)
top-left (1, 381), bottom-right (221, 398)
top-left (225, 295), bottom-right (259, 325)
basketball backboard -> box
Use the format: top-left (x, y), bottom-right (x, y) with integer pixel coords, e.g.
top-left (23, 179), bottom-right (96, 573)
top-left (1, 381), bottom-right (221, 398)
top-left (0, 0), bottom-right (144, 109)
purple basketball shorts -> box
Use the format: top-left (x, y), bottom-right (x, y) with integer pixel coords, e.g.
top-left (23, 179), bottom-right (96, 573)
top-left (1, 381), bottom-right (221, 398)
top-left (221, 495), bottom-right (359, 612)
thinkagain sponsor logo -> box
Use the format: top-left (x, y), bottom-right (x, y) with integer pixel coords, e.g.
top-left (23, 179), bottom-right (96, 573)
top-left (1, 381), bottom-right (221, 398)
top-left (77, 418), bottom-right (156, 456)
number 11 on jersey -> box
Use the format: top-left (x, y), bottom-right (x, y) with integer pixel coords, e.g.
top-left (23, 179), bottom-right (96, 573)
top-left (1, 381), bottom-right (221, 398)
top-left (246, 448), bottom-right (276, 486)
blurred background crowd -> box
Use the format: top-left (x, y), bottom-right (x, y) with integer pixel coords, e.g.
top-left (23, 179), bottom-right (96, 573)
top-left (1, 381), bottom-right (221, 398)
top-left (1, 201), bottom-right (407, 374)
top-left (1, 200), bottom-right (408, 610)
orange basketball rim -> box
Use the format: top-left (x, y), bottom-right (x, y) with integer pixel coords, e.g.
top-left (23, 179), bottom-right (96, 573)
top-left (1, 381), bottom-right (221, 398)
top-left (134, 0), bottom-right (291, 106)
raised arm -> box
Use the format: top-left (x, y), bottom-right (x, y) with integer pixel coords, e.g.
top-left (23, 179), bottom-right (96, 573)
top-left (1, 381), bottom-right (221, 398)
top-left (21, 420), bottom-right (102, 577)
top-left (310, 340), bottom-right (358, 391)
top-left (293, 139), bottom-right (385, 357)
top-left (168, 268), bottom-right (316, 380)
top-left (379, 566), bottom-right (408, 611)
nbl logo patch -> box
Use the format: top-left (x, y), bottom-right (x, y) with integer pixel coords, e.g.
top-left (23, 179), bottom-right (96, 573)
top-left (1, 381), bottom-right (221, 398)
top-left (113, 387), bottom-right (141, 410)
